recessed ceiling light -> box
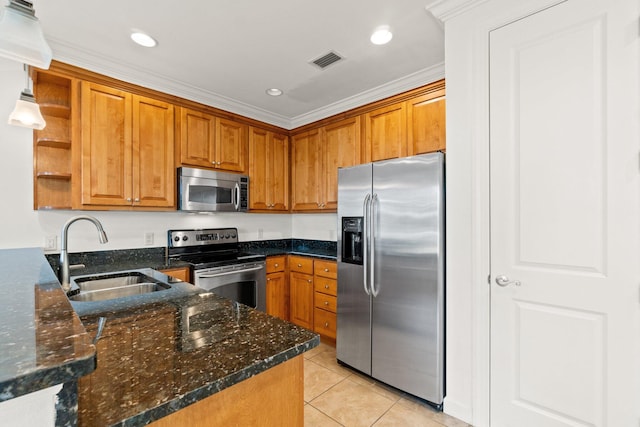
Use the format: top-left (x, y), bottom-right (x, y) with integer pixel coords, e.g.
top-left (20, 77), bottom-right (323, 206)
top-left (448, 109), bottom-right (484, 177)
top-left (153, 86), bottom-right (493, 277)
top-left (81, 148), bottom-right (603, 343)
top-left (370, 26), bottom-right (393, 45)
top-left (266, 88), bottom-right (283, 96)
top-left (131, 31), bottom-right (157, 48)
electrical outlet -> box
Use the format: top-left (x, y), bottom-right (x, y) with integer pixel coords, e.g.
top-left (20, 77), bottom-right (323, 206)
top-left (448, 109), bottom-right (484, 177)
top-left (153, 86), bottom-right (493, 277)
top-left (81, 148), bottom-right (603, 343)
top-left (44, 235), bottom-right (57, 251)
top-left (144, 232), bottom-right (154, 246)
top-left (257, 228), bottom-right (264, 239)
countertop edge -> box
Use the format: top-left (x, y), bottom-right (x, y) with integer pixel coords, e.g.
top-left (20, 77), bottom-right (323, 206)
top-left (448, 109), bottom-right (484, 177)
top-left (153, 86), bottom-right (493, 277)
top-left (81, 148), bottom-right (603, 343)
top-left (0, 248), bottom-right (97, 403)
top-left (115, 335), bottom-right (320, 427)
top-left (0, 353), bottom-right (96, 402)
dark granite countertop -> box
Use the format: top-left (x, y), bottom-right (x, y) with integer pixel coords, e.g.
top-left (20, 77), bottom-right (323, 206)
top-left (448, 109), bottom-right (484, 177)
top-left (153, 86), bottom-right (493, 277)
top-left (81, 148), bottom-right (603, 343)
top-left (0, 248), bottom-right (96, 402)
top-left (44, 240), bottom-right (336, 279)
top-left (76, 288), bottom-right (318, 426)
top-left (45, 247), bottom-right (190, 278)
top-left (241, 239), bottom-right (337, 260)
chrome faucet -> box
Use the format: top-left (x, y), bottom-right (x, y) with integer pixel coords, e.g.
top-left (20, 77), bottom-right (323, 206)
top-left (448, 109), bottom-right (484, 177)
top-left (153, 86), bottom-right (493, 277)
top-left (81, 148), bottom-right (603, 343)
top-left (59, 215), bottom-right (108, 291)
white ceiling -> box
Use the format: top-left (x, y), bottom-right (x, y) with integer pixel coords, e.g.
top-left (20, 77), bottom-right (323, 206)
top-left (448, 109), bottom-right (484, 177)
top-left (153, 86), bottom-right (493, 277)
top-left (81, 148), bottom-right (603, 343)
top-left (33, 0), bottom-right (444, 129)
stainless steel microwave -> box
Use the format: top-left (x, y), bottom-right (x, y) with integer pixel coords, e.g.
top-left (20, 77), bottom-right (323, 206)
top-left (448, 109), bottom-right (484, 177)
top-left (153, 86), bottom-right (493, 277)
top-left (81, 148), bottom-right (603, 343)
top-left (178, 167), bottom-right (248, 212)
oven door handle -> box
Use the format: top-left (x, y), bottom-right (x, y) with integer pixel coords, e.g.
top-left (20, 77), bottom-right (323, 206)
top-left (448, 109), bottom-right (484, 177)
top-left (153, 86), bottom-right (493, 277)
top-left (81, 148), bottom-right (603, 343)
top-left (196, 264), bottom-right (264, 279)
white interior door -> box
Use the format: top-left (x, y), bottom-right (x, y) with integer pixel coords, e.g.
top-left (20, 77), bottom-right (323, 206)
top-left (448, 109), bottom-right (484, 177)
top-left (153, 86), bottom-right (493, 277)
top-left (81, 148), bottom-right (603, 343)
top-left (489, 1), bottom-right (639, 426)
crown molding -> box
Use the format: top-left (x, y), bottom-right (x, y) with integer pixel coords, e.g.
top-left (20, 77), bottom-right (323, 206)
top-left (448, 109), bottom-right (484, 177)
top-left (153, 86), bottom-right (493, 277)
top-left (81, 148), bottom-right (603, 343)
top-left (425, 0), bottom-right (489, 22)
top-left (48, 37), bottom-right (444, 130)
top-left (289, 62), bottom-right (445, 129)
top-left (47, 37), bottom-right (292, 128)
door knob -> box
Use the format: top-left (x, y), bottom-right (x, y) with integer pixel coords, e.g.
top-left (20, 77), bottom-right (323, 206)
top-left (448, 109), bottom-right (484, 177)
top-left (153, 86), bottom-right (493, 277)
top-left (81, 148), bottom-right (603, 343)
top-left (495, 275), bottom-right (521, 287)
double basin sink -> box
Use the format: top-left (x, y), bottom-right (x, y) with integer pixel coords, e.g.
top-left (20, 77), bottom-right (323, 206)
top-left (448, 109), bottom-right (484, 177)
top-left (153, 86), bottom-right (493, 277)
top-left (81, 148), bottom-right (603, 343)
top-left (68, 270), bottom-right (171, 302)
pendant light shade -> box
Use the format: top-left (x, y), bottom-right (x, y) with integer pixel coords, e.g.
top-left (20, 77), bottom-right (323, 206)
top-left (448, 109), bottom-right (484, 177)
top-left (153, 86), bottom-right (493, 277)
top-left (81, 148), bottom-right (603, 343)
top-left (0, 0), bottom-right (52, 69)
top-left (8, 88), bottom-right (45, 129)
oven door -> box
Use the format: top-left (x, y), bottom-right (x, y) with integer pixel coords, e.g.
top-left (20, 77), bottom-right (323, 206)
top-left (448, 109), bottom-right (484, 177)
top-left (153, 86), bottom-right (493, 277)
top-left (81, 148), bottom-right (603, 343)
top-left (193, 262), bottom-right (266, 311)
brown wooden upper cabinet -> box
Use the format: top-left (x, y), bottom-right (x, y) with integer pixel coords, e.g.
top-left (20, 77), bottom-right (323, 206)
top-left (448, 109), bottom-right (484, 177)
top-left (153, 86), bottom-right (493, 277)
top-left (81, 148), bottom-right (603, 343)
top-left (291, 116), bottom-right (361, 212)
top-left (365, 89), bottom-right (446, 162)
top-left (177, 107), bottom-right (247, 173)
top-left (364, 102), bottom-right (407, 162)
top-left (407, 91), bottom-right (446, 155)
top-left (248, 127), bottom-right (289, 211)
top-left (79, 82), bottom-right (175, 209)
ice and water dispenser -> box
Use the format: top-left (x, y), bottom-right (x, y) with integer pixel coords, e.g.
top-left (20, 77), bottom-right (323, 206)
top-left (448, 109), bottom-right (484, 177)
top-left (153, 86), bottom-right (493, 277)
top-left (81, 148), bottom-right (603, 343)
top-left (341, 217), bottom-right (363, 265)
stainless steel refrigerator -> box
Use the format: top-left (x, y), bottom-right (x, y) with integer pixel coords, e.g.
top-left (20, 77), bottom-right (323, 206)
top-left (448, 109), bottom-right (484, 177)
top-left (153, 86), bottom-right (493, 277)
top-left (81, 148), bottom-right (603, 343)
top-left (336, 152), bottom-right (445, 407)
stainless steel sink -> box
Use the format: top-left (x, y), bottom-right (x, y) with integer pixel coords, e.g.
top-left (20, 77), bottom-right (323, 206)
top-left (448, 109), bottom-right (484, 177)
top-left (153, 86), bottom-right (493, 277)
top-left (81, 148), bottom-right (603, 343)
top-left (69, 271), bottom-right (171, 302)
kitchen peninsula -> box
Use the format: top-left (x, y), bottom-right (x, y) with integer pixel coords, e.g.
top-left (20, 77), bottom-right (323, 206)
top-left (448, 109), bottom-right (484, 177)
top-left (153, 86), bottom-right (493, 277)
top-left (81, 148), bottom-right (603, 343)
top-left (0, 248), bottom-right (318, 426)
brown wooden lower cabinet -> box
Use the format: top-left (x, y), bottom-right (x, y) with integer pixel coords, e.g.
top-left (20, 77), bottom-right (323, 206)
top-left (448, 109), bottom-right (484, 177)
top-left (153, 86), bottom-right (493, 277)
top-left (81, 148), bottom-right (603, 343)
top-left (288, 271), bottom-right (314, 329)
top-left (148, 356), bottom-right (304, 427)
top-left (287, 255), bottom-right (338, 340)
top-left (77, 307), bottom-right (175, 426)
top-left (266, 256), bottom-right (289, 320)
top-left (159, 266), bottom-right (191, 283)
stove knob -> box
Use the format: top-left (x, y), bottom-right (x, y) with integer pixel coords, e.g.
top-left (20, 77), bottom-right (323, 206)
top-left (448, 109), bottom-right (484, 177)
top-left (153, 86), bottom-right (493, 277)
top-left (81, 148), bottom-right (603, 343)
top-left (182, 236), bottom-right (189, 241)
top-left (174, 236), bottom-right (180, 242)
top-left (225, 234), bottom-right (230, 239)
top-left (231, 233), bottom-right (237, 238)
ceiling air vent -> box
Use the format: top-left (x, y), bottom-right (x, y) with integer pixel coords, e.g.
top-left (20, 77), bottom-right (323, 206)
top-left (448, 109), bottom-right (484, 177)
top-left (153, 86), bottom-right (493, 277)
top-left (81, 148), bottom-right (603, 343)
top-left (310, 51), bottom-right (344, 70)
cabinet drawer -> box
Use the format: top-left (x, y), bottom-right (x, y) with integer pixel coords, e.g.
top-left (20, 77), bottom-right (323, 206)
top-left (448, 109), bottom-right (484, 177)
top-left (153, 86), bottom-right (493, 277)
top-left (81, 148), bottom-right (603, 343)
top-left (314, 292), bottom-right (337, 312)
top-left (314, 260), bottom-right (337, 279)
top-left (314, 278), bottom-right (337, 296)
top-left (266, 256), bottom-right (286, 273)
top-left (289, 255), bottom-right (313, 275)
top-left (314, 309), bottom-right (336, 339)
top-left (159, 267), bottom-right (191, 283)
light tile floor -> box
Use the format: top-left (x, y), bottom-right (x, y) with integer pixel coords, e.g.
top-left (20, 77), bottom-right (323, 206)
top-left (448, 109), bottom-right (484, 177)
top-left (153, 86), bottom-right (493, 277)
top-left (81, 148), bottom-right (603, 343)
top-left (303, 343), bottom-right (471, 427)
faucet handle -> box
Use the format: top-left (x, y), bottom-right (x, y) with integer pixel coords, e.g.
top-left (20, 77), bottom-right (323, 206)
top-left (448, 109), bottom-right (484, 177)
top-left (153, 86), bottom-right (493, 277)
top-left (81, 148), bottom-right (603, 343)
top-left (69, 264), bottom-right (86, 270)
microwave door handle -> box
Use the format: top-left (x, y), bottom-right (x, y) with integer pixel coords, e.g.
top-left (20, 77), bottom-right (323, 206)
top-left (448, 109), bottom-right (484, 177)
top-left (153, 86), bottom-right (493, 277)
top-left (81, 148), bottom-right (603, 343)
top-left (234, 182), bottom-right (240, 211)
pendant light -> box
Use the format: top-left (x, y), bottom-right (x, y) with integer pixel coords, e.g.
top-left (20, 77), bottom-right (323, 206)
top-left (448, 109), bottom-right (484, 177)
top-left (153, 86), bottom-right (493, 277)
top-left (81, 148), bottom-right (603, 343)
top-left (8, 64), bottom-right (45, 130)
top-left (0, 0), bottom-right (52, 69)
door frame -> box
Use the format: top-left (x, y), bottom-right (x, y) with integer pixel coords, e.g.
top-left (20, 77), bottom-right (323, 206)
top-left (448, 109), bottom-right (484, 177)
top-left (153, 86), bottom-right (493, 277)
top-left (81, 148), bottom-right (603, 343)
top-left (429, 0), bottom-right (568, 425)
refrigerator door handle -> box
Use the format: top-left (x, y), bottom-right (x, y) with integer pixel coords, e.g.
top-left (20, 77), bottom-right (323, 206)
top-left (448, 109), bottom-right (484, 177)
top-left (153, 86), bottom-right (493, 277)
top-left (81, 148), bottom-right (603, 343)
top-left (371, 193), bottom-right (379, 297)
top-left (362, 193), bottom-right (372, 296)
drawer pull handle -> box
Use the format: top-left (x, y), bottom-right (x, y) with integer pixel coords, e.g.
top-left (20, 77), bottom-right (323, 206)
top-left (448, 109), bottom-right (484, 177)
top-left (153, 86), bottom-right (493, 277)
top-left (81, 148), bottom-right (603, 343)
top-left (297, 263), bottom-right (302, 267)
top-left (324, 301), bottom-right (329, 306)
top-left (324, 284), bottom-right (329, 289)
top-left (324, 322), bottom-right (329, 327)
top-left (274, 263), bottom-right (279, 267)
top-left (307, 279), bottom-right (312, 283)
top-left (324, 268), bottom-right (329, 272)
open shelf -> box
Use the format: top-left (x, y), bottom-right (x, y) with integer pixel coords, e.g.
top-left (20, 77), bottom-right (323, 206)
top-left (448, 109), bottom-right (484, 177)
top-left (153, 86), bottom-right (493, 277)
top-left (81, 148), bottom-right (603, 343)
top-left (36, 138), bottom-right (71, 149)
top-left (40, 103), bottom-right (71, 119)
top-left (33, 69), bottom-right (74, 211)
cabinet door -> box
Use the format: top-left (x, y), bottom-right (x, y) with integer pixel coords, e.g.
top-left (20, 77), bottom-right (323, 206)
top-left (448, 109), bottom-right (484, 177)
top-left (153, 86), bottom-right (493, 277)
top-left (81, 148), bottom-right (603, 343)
top-left (132, 95), bottom-right (175, 207)
top-left (291, 129), bottom-right (322, 211)
top-left (266, 271), bottom-right (289, 321)
top-left (215, 117), bottom-right (247, 172)
top-left (269, 132), bottom-right (289, 210)
top-left (289, 272), bottom-right (314, 329)
top-left (248, 127), bottom-right (270, 210)
top-left (322, 117), bottom-right (362, 210)
top-left (364, 102), bottom-right (407, 162)
top-left (80, 82), bottom-right (132, 206)
top-left (179, 107), bottom-right (216, 168)
top-left (407, 93), bottom-right (446, 155)
top-left (249, 128), bottom-right (289, 211)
